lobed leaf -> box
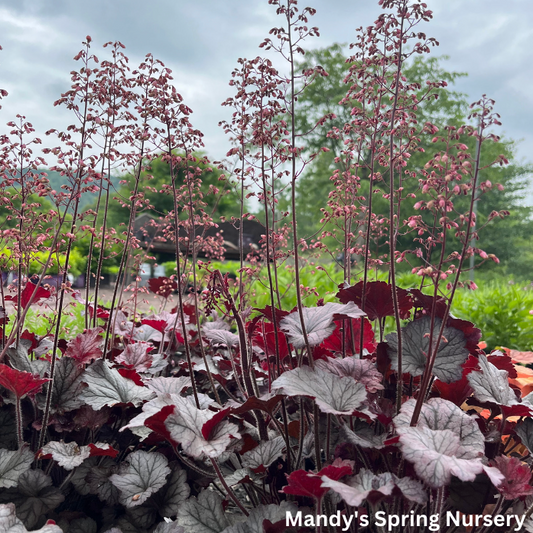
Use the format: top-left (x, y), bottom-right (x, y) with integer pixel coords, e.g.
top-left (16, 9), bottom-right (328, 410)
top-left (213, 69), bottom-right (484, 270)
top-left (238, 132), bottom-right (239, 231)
top-left (79, 359), bottom-right (154, 410)
top-left (271, 365), bottom-right (368, 415)
top-left (468, 354), bottom-right (518, 406)
top-left (241, 436), bottom-right (286, 469)
top-left (394, 398), bottom-right (484, 456)
top-left (177, 490), bottom-right (229, 533)
top-left (315, 356), bottom-right (384, 393)
top-left (64, 328), bottom-right (104, 366)
top-left (387, 317), bottom-right (469, 383)
top-left (0, 448), bottom-right (33, 488)
top-left (279, 302), bottom-right (365, 348)
top-left (110, 450), bottom-right (170, 508)
top-left (40, 441), bottom-right (91, 470)
top-left (0, 503), bottom-right (62, 533)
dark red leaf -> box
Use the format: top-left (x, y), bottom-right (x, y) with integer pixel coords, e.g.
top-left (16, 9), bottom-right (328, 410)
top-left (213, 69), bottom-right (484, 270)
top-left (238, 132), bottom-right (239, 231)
top-left (337, 281), bottom-right (412, 321)
top-left (488, 352), bottom-right (517, 379)
top-left (501, 404), bottom-right (533, 418)
top-left (252, 322), bottom-right (290, 360)
top-left (117, 368), bottom-right (144, 386)
top-left (318, 461), bottom-right (353, 480)
top-left (182, 303), bottom-right (198, 325)
top-left (64, 327), bottom-right (104, 365)
top-left (0, 364), bottom-right (50, 398)
top-left (231, 395), bottom-right (284, 416)
top-left (320, 318), bottom-right (377, 355)
top-left (20, 330), bottom-right (39, 352)
top-left (202, 408), bottom-right (231, 440)
top-left (141, 319), bottom-right (167, 333)
top-left (409, 289), bottom-right (448, 316)
top-left (492, 456), bottom-right (533, 500)
top-left (5, 282), bottom-right (51, 309)
top-left (254, 305), bottom-right (290, 324)
top-left (433, 356), bottom-right (478, 406)
top-left (282, 469), bottom-right (328, 500)
top-left (147, 277), bottom-right (177, 298)
top-left (88, 443), bottom-right (119, 458)
top-left (144, 404), bottom-right (175, 443)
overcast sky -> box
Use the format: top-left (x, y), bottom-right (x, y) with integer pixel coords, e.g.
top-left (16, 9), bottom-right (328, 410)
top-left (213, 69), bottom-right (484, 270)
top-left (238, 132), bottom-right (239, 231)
top-left (0, 0), bottom-right (531, 201)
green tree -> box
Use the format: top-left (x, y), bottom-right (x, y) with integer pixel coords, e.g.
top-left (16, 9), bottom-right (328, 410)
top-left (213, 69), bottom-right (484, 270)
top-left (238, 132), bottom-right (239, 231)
top-left (101, 153), bottom-right (242, 228)
top-left (294, 45), bottom-right (533, 279)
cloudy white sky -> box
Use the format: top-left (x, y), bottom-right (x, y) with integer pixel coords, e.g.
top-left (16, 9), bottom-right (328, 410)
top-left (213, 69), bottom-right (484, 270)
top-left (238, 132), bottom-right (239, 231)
top-left (0, 0), bottom-right (531, 202)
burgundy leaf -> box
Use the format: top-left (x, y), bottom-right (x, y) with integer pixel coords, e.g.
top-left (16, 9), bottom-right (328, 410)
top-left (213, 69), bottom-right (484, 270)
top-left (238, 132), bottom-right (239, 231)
top-left (144, 404), bottom-right (176, 443)
top-left (252, 322), bottom-right (290, 360)
top-left (491, 456), bottom-right (533, 500)
top-left (408, 289), bottom-right (447, 317)
top-left (88, 443), bottom-right (119, 458)
top-left (5, 282), bottom-right (51, 309)
top-left (230, 395), bottom-right (283, 416)
top-left (148, 277), bottom-right (177, 298)
top-left (117, 368), bottom-right (144, 386)
top-left (201, 407), bottom-right (231, 440)
top-left (280, 302), bottom-right (365, 348)
top-left (141, 319), bottom-right (167, 333)
top-left (64, 328), bottom-right (104, 366)
top-left (115, 342), bottom-right (153, 372)
top-left (0, 364), bottom-right (50, 398)
top-left (320, 318), bottom-right (377, 355)
top-left (488, 352), bottom-right (517, 379)
top-left (337, 281), bottom-right (412, 321)
top-left (254, 305), bottom-right (290, 324)
top-left (282, 470), bottom-right (328, 500)
top-left (433, 356), bottom-right (478, 406)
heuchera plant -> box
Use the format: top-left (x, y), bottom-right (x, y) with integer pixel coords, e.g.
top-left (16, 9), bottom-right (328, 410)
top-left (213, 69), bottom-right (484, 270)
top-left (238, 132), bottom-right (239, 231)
top-left (0, 1), bottom-right (531, 533)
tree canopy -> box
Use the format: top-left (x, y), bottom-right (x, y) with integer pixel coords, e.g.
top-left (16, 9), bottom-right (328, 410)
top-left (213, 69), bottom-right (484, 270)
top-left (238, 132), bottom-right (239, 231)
top-left (292, 44), bottom-right (533, 279)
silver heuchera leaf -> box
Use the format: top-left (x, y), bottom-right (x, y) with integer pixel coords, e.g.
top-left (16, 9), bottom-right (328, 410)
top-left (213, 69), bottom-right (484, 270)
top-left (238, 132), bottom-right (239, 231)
top-left (241, 436), bottom-right (286, 469)
top-left (280, 302), bottom-right (365, 348)
top-left (120, 394), bottom-right (177, 439)
top-left (109, 450), bottom-right (170, 508)
top-left (41, 441), bottom-right (91, 470)
top-left (220, 502), bottom-right (297, 533)
top-left (153, 521), bottom-right (185, 533)
top-left (0, 448), bottom-right (33, 488)
top-left (393, 476), bottom-right (427, 504)
top-left (153, 463), bottom-right (190, 518)
top-left (315, 357), bottom-right (384, 393)
top-left (12, 469), bottom-right (65, 529)
top-left (165, 396), bottom-right (239, 459)
top-left (397, 426), bottom-right (503, 488)
top-left (394, 398), bottom-right (484, 457)
top-left (271, 365), bottom-right (368, 415)
top-left (177, 490), bottom-right (229, 533)
top-left (321, 469), bottom-right (395, 507)
top-left (516, 418), bottom-right (533, 454)
top-left (386, 317), bottom-right (468, 383)
top-left (79, 359), bottom-right (154, 410)
top-left (340, 423), bottom-right (387, 450)
top-left (468, 354), bottom-right (518, 406)
top-left (39, 356), bottom-right (84, 414)
top-left (115, 342), bottom-right (153, 372)
top-left (0, 503), bottom-right (62, 533)
top-left (202, 328), bottom-right (239, 347)
top-left (146, 377), bottom-right (191, 395)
